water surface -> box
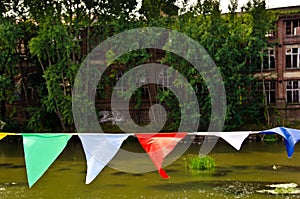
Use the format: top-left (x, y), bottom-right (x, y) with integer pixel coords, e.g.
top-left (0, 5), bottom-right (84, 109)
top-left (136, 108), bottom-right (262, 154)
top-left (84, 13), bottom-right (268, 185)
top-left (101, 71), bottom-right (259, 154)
top-left (0, 139), bottom-right (300, 198)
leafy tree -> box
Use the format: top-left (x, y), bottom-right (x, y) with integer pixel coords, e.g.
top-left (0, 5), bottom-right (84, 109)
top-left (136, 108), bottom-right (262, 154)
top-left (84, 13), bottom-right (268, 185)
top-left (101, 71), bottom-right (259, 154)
top-left (25, 0), bottom-right (139, 132)
top-left (242, 0), bottom-right (276, 126)
top-left (0, 21), bottom-right (19, 118)
top-left (29, 18), bottom-right (76, 131)
top-left (140, 0), bottom-right (179, 20)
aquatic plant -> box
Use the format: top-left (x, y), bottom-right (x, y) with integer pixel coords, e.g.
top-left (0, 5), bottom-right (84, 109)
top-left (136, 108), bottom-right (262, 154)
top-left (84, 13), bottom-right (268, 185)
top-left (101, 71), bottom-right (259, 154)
top-left (187, 155), bottom-right (216, 170)
top-left (274, 187), bottom-right (295, 194)
top-left (257, 183), bottom-right (300, 195)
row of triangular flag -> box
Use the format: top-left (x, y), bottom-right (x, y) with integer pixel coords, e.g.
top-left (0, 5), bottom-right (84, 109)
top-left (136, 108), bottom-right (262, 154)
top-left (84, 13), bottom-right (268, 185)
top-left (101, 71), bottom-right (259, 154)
top-left (0, 127), bottom-right (300, 188)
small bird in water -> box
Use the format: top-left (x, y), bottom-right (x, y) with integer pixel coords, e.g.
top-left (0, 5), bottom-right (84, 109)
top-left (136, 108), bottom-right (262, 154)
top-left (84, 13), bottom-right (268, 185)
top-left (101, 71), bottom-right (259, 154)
top-left (272, 165), bottom-right (281, 170)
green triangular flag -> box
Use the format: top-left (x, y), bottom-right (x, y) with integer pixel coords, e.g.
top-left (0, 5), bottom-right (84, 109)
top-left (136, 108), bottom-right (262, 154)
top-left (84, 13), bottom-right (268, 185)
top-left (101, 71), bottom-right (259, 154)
top-left (22, 134), bottom-right (72, 187)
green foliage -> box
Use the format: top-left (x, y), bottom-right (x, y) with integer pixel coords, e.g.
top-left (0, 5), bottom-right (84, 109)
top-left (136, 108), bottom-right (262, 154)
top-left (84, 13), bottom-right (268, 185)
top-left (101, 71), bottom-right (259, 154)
top-left (28, 18), bottom-right (77, 131)
top-left (187, 155), bottom-right (216, 170)
top-left (140, 0), bottom-right (178, 20)
top-left (155, 0), bottom-right (274, 131)
top-left (26, 106), bottom-right (61, 133)
top-left (263, 134), bottom-right (278, 142)
top-left (0, 21), bottom-right (20, 102)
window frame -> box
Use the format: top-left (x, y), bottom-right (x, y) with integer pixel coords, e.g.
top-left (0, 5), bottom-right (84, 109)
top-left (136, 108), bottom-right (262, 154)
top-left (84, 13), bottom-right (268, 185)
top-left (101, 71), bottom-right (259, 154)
top-left (255, 81), bottom-right (276, 104)
top-left (286, 80), bottom-right (300, 103)
top-left (158, 68), bottom-right (172, 91)
top-left (262, 48), bottom-right (276, 70)
top-left (285, 19), bottom-right (300, 36)
top-left (264, 81), bottom-right (276, 104)
top-left (114, 70), bottom-right (126, 94)
top-left (286, 46), bottom-right (300, 69)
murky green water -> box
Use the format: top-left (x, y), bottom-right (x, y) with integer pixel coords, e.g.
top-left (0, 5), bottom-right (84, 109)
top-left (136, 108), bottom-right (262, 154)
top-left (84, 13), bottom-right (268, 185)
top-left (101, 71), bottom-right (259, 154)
top-left (1, 138), bottom-right (300, 199)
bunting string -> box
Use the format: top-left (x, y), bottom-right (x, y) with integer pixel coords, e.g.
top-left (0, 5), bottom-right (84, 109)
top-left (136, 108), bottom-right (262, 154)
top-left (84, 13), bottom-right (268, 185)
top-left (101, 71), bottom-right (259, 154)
top-left (0, 127), bottom-right (300, 187)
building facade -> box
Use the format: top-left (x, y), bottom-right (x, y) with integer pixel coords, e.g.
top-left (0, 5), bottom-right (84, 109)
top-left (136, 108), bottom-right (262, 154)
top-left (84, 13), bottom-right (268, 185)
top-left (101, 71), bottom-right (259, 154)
top-left (255, 6), bottom-right (300, 125)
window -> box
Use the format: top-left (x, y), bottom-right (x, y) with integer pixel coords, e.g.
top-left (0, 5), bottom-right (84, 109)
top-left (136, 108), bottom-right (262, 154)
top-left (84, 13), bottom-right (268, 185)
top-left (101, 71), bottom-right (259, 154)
top-left (114, 70), bottom-right (150, 97)
top-left (96, 79), bottom-right (106, 99)
top-left (114, 71), bottom-right (125, 93)
top-left (286, 81), bottom-right (300, 103)
top-left (255, 81), bottom-right (276, 104)
top-left (158, 68), bottom-right (171, 91)
top-left (135, 70), bottom-right (149, 87)
top-left (286, 46), bottom-right (300, 69)
top-left (286, 20), bottom-right (300, 35)
top-left (264, 81), bottom-right (276, 104)
top-left (195, 83), bottom-right (204, 94)
top-left (135, 70), bottom-right (149, 98)
top-left (261, 48), bottom-right (275, 70)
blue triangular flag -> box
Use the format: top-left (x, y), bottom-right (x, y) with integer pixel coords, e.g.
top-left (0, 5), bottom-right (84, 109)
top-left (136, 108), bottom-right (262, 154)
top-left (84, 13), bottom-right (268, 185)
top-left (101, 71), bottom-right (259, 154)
top-left (260, 127), bottom-right (300, 158)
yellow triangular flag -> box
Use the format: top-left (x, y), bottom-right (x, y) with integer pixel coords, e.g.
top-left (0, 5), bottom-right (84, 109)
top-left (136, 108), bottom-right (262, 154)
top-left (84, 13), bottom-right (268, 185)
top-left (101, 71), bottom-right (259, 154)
top-left (0, 133), bottom-right (8, 140)
top-left (0, 133), bottom-right (15, 140)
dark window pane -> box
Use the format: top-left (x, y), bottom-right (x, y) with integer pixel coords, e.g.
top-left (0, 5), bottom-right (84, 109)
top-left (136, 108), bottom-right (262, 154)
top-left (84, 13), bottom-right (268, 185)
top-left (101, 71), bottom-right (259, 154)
top-left (286, 55), bottom-right (291, 68)
top-left (266, 92), bottom-right (270, 104)
top-left (265, 82), bottom-right (269, 90)
top-left (293, 91), bottom-right (299, 102)
top-left (286, 21), bottom-right (292, 35)
top-left (270, 56), bottom-right (275, 68)
top-left (270, 91), bottom-right (276, 103)
top-left (141, 86), bottom-right (149, 98)
top-left (287, 91), bottom-right (292, 102)
top-left (287, 81), bottom-right (292, 89)
top-left (270, 82), bottom-right (276, 90)
top-left (293, 55), bottom-right (298, 68)
top-left (263, 55), bottom-right (268, 69)
top-left (293, 20), bottom-right (299, 28)
top-left (294, 81), bottom-right (299, 89)
top-left (292, 48), bottom-right (298, 53)
top-left (195, 83), bottom-right (203, 93)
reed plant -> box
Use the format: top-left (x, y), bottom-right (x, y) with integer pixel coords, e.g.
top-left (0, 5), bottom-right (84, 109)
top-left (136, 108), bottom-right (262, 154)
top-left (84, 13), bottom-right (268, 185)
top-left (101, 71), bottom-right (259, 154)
top-left (187, 155), bottom-right (216, 170)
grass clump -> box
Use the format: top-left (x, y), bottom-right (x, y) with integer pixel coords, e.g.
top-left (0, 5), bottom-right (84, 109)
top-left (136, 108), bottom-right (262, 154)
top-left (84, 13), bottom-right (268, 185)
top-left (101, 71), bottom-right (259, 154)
top-left (187, 155), bottom-right (216, 170)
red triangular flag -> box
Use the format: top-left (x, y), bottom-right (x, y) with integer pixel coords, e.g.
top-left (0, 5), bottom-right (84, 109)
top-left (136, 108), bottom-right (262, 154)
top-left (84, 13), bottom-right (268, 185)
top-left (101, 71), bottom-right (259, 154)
top-left (136, 133), bottom-right (187, 179)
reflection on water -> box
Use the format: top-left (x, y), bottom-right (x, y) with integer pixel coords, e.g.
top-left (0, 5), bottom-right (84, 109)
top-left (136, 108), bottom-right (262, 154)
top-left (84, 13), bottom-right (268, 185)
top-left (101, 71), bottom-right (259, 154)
top-left (0, 140), bottom-right (300, 199)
